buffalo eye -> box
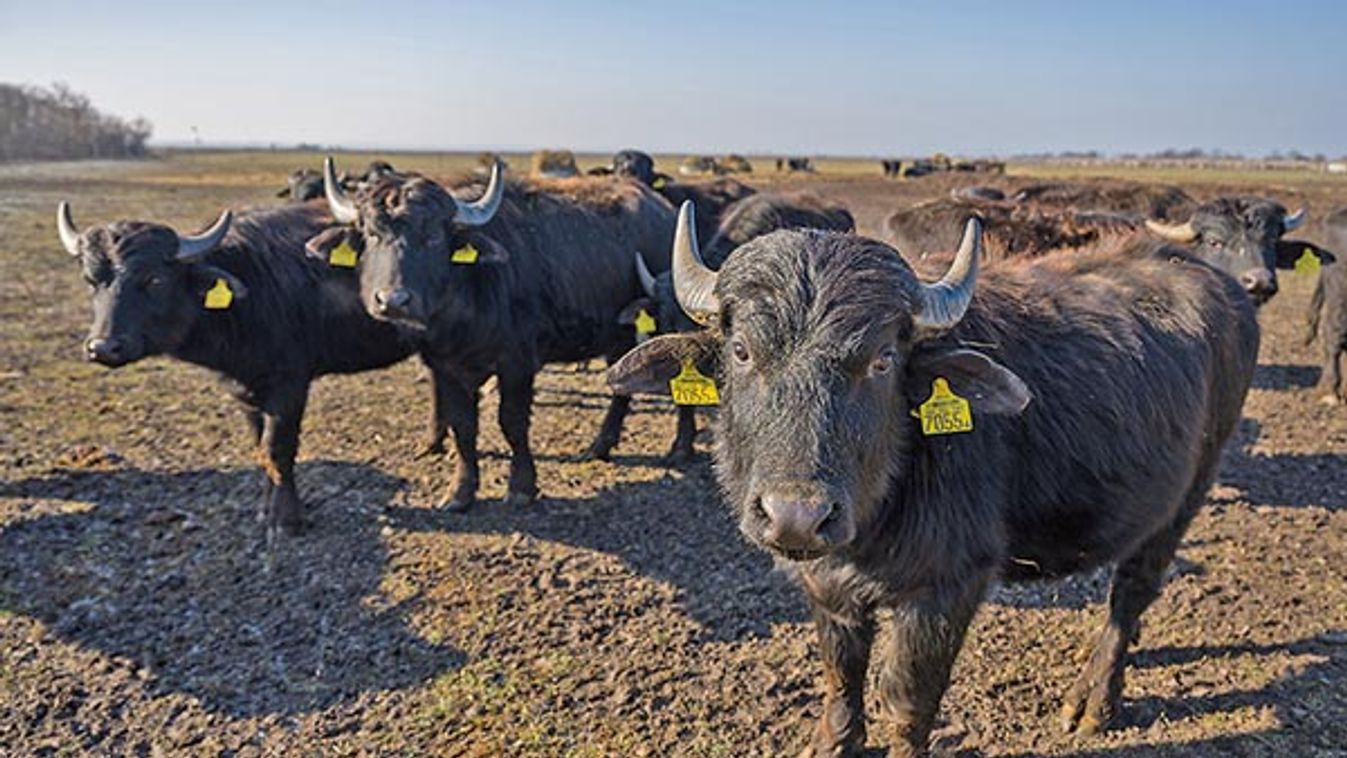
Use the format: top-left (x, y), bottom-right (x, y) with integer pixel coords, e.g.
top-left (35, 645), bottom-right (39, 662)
top-left (143, 273), bottom-right (167, 290)
top-left (731, 337), bottom-right (751, 365)
top-left (868, 348), bottom-right (897, 378)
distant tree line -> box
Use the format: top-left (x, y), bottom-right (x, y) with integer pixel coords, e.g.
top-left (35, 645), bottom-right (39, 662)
top-left (0, 82), bottom-right (152, 162)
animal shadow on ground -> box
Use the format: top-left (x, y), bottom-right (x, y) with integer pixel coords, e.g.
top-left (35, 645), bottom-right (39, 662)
top-left (386, 464), bottom-right (810, 643)
top-left (1219, 418), bottom-right (1346, 511)
top-left (993, 634), bottom-right (1347, 757)
top-left (0, 461), bottom-right (463, 717)
top-left (1249, 362), bottom-right (1319, 391)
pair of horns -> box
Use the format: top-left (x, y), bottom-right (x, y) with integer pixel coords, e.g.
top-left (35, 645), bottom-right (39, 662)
top-left (57, 202), bottom-right (232, 261)
top-left (323, 156), bottom-right (505, 227)
top-left (669, 201), bottom-right (982, 334)
top-left (1145, 208), bottom-right (1307, 242)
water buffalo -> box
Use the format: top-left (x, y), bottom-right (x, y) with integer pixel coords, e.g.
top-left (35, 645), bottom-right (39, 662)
top-left (885, 197), bottom-right (1137, 261)
top-left (623, 194), bottom-right (855, 460)
top-left (315, 159), bottom-right (674, 511)
top-left (57, 202), bottom-right (421, 536)
top-left (655, 176), bottom-right (757, 243)
top-left (610, 205), bottom-right (1259, 756)
top-left (1012, 180), bottom-right (1195, 221)
top-left (1306, 208), bottom-right (1347, 403)
top-left (276, 161), bottom-right (398, 202)
top-left (1145, 197), bottom-right (1306, 304)
top-left (881, 160), bottom-right (903, 178)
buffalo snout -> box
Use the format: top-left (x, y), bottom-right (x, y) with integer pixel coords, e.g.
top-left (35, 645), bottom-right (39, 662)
top-left (85, 337), bottom-right (129, 366)
top-left (757, 482), bottom-right (852, 559)
top-left (1239, 269), bottom-right (1278, 303)
top-left (372, 287), bottom-right (420, 322)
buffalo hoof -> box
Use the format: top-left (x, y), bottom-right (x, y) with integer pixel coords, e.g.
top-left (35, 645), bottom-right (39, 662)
top-left (1058, 681), bottom-right (1119, 737)
top-left (503, 490), bottom-right (536, 508)
top-left (415, 440), bottom-right (447, 459)
top-left (439, 495), bottom-right (476, 514)
top-left (579, 441), bottom-right (616, 462)
top-left (662, 447), bottom-right (698, 467)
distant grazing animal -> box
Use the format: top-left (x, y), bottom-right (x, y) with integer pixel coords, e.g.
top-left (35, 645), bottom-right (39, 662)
top-left (1305, 208), bottom-right (1347, 403)
top-left (610, 206), bottom-right (1258, 757)
top-left (315, 159), bottom-right (675, 510)
top-left (881, 159), bottom-right (903, 178)
top-left (679, 155), bottom-right (721, 176)
top-left (57, 202), bottom-right (422, 536)
top-left (623, 195), bottom-right (855, 459)
top-left (785, 157), bottom-right (814, 172)
top-left (720, 154), bottom-right (753, 174)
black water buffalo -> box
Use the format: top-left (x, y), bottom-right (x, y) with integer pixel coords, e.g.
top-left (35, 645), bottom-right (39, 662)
top-left (623, 194), bottom-right (855, 460)
top-left (1144, 197), bottom-right (1306, 304)
top-left (277, 161), bottom-right (398, 202)
top-left (57, 202), bottom-right (421, 535)
top-left (655, 176), bottom-right (757, 242)
top-left (881, 160), bottom-right (903, 178)
top-left (610, 206), bottom-right (1259, 756)
top-left (1012, 180), bottom-right (1195, 221)
top-left (885, 197), bottom-right (1137, 261)
top-left (1306, 208), bottom-right (1347, 403)
top-left (314, 159), bottom-right (675, 511)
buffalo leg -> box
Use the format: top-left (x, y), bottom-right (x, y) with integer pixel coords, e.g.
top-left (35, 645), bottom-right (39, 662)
top-left (420, 357), bottom-right (452, 456)
top-left (876, 577), bottom-right (987, 757)
top-left (435, 370), bottom-right (484, 514)
top-left (1060, 506), bottom-right (1199, 736)
top-left (1325, 339), bottom-right (1344, 404)
top-left (585, 348), bottom-right (638, 460)
top-left (801, 596), bottom-right (875, 758)
top-left (666, 406), bottom-right (698, 463)
top-left (497, 367), bottom-right (538, 506)
top-left (258, 380), bottom-right (309, 536)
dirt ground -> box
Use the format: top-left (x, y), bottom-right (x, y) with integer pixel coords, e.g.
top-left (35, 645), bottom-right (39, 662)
top-left (0, 154), bottom-right (1344, 757)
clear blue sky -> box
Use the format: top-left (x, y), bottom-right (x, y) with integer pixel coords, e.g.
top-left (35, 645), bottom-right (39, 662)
top-left (3, 0), bottom-right (1344, 157)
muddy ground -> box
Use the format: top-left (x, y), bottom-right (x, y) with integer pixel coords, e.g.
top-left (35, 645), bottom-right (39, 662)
top-left (0, 155), bottom-right (1344, 757)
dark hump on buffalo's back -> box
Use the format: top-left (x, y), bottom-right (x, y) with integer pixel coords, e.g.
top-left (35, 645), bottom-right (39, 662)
top-left (1011, 180), bottom-right (1196, 221)
top-left (702, 191), bottom-right (855, 268)
top-left (885, 198), bottom-right (1138, 264)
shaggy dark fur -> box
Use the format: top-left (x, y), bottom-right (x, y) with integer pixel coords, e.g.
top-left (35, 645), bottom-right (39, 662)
top-left (885, 197), bottom-right (1137, 261)
top-left (1012, 180), bottom-right (1196, 221)
top-left (74, 202), bottom-right (419, 534)
top-left (609, 230), bottom-right (1259, 756)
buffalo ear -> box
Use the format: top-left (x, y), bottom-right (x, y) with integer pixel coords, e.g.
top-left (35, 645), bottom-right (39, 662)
top-left (190, 265), bottom-right (249, 301)
top-left (304, 227), bottom-right (362, 261)
top-left (1276, 239), bottom-right (1336, 268)
top-left (608, 330), bottom-right (722, 396)
top-left (906, 347), bottom-right (1030, 415)
top-left (454, 231), bottom-right (509, 264)
top-left (617, 297), bottom-right (655, 325)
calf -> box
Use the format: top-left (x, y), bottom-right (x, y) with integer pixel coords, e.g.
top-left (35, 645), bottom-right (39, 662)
top-left (58, 202), bottom-right (421, 535)
top-left (611, 204), bottom-right (1258, 756)
top-left (314, 159), bottom-right (674, 511)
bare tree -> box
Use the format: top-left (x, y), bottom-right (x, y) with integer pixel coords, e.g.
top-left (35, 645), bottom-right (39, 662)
top-left (0, 81), bottom-right (153, 162)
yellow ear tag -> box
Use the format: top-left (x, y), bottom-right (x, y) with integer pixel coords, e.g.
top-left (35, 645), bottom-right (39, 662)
top-left (451, 243), bottom-right (479, 264)
top-left (918, 377), bottom-right (972, 435)
top-left (203, 278), bottom-right (233, 310)
top-left (634, 308), bottom-right (658, 336)
top-left (652, 177), bottom-right (667, 189)
top-left (329, 240), bottom-right (357, 268)
top-left (669, 358), bottom-right (719, 406)
top-left (1295, 247), bottom-right (1321, 276)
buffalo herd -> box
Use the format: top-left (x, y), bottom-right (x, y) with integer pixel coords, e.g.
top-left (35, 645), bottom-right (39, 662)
top-left (57, 149), bottom-right (1343, 755)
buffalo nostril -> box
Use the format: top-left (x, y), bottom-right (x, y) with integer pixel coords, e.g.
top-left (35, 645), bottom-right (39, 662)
top-left (86, 338), bottom-right (121, 363)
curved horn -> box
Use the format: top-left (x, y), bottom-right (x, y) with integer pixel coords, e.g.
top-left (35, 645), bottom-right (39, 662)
top-left (911, 217), bottom-right (982, 335)
top-left (671, 201), bottom-right (719, 326)
top-left (453, 159), bottom-right (504, 227)
top-left (1144, 218), bottom-right (1198, 243)
top-left (1283, 208), bottom-right (1306, 231)
top-left (176, 209), bottom-right (233, 261)
top-left (634, 252), bottom-right (657, 296)
top-left (57, 202), bottom-right (82, 257)
top-left (324, 156), bottom-right (359, 223)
